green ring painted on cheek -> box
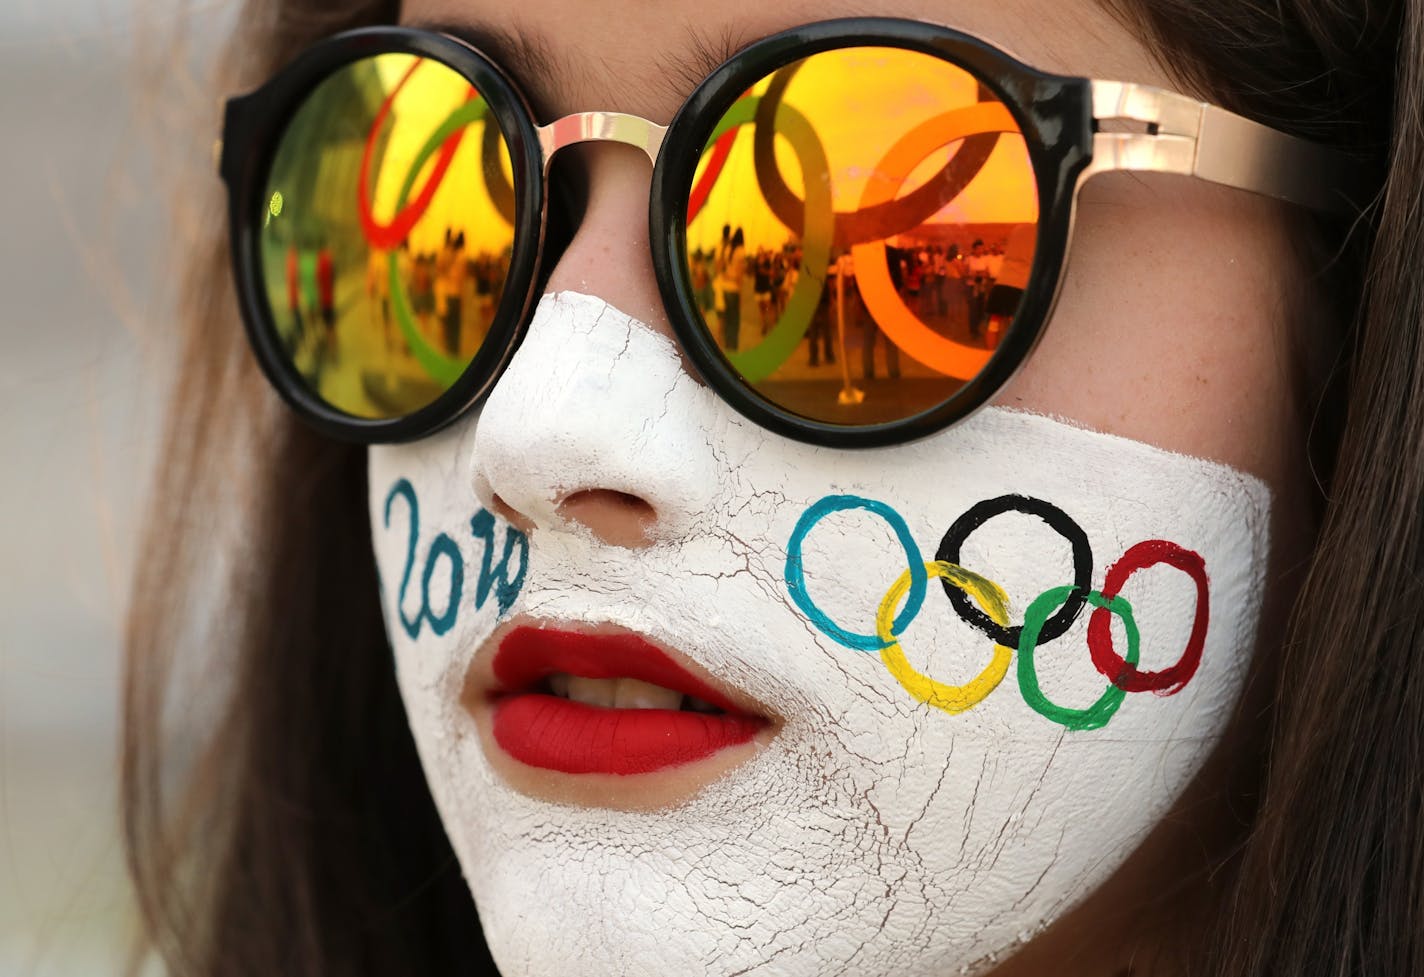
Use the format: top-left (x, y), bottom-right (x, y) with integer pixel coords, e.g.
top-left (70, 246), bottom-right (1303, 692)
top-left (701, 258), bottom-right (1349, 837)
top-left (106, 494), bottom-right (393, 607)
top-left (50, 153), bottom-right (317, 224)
top-left (1017, 586), bottom-right (1138, 731)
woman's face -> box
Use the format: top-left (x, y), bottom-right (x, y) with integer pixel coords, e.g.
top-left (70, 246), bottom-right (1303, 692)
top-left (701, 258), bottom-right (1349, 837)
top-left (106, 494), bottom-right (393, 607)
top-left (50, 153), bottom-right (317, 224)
top-left (368, 0), bottom-right (1310, 974)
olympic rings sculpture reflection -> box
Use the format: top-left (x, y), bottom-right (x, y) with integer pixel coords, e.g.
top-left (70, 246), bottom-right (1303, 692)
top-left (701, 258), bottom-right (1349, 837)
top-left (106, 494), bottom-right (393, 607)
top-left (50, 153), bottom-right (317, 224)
top-left (360, 61), bottom-right (467, 250)
top-left (847, 102), bottom-right (1018, 380)
top-left (380, 93), bottom-right (507, 386)
top-left (697, 98), bottom-right (835, 382)
top-left (352, 53), bottom-right (1020, 386)
top-left (696, 59), bottom-right (1022, 380)
top-left (355, 59), bottom-right (517, 387)
top-left (784, 494), bottom-right (1210, 731)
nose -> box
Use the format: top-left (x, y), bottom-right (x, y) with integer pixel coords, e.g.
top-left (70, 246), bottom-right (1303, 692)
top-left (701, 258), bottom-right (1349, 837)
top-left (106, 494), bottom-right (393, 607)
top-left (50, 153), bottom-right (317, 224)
top-left (541, 141), bottom-right (679, 345)
top-left (470, 145), bottom-right (719, 548)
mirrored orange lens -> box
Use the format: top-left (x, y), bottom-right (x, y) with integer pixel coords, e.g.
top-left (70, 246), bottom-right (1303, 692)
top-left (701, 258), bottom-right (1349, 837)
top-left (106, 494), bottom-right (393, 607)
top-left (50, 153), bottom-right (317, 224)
top-left (685, 47), bottom-right (1038, 426)
top-left (260, 54), bottom-right (517, 420)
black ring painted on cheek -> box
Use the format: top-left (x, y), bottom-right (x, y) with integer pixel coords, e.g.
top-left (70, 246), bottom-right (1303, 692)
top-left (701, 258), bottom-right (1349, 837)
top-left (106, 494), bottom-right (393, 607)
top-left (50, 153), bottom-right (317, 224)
top-left (935, 494), bottom-right (1093, 646)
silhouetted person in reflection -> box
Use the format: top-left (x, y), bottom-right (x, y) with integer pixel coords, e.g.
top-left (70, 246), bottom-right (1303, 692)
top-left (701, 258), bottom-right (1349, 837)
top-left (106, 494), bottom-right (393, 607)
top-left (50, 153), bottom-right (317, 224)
top-left (367, 246), bottom-right (393, 351)
top-left (441, 231), bottom-right (467, 356)
top-left (316, 241), bottom-right (336, 362)
top-left (718, 227), bottom-right (746, 351)
top-left (942, 244), bottom-right (969, 338)
top-left (966, 238), bottom-right (990, 339)
top-left (862, 250), bottom-right (900, 382)
top-left (691, 248), bottom-right (715, 318)
top-left (285, 243), bottom-right (304, 355)
top-left (983, 224), bottom-right (1035, 351)
top-left (807, 254), bottom-right (838, 368)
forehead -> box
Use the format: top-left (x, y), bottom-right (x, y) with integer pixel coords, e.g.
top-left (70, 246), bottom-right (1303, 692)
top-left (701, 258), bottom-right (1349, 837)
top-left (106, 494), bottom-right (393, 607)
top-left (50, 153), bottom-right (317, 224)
top-left (401, 0), bottom-right (1172, 120)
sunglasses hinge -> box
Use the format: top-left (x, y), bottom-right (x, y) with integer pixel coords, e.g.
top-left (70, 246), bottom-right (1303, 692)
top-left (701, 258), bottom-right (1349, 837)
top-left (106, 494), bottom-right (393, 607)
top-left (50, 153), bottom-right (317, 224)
top-left (1090, 80), bottom-right (1204, 140)
top-left (1086, 79), bottom-right (1363, 215)
top-left (1087, 80), bottom-right (1206, 182)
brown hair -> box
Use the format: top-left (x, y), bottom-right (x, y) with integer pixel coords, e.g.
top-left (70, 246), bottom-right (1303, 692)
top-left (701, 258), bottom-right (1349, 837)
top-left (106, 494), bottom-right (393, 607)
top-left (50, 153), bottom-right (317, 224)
top-left (1111, 3), bottom-right (1424, 973)
top-left (123, 1), bottom-right (1424, 974)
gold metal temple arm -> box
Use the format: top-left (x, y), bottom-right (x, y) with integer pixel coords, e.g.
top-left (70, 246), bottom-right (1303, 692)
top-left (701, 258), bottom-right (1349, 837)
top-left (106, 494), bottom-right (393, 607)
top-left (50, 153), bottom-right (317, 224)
top-left (1086, 80), bottom-right (1363, 216)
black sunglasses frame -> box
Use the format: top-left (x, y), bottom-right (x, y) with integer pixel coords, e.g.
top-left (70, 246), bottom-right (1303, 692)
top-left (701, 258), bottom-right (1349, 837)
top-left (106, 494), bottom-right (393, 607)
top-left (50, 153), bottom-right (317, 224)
top-left (219, 19), bottom-right (1095, 447)
top-left (222, 28), bottom-right (548, 444)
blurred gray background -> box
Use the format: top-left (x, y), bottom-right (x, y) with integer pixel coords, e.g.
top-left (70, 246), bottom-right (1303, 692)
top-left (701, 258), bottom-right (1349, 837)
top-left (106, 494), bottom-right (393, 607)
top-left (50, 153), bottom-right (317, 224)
top-left (1, 1), bottom-right (230, 972)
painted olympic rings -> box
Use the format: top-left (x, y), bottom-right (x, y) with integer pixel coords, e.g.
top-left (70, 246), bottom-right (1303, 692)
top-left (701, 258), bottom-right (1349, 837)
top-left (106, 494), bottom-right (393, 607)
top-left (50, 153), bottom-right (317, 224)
top-left (785, 493), bottom-right (1211, 730)
top-left (785, 495), bottom-right (927, 651)
top-left (877, 562), bottom-right (1014, 714)
top-left (936, 495), bottom-right (1092, 648)
top-left (1019, 586), bottom-right (1138, 731)
top-left (1089, 540), bottom-right (1208, 695)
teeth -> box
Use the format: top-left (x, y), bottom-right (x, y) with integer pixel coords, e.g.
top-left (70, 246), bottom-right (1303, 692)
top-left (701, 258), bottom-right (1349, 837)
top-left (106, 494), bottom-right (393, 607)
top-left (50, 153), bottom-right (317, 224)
top-left (565, 675), bottom-right (617, 709)
top-left (613, 678), bottom-right (684, 710)
top-left (550, 674), bottom-right (685, 711)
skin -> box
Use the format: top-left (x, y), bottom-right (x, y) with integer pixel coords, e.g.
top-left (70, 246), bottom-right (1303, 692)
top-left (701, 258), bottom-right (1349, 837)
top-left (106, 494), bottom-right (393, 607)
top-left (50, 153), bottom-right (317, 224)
top-left (371, 0), bottom-right (1322, 972)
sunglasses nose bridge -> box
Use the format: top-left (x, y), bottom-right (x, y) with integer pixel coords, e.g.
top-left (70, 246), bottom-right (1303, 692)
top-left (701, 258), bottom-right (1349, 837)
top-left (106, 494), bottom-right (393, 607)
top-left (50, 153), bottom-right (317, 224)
top-left (536, 112), bottom-right (668, 171)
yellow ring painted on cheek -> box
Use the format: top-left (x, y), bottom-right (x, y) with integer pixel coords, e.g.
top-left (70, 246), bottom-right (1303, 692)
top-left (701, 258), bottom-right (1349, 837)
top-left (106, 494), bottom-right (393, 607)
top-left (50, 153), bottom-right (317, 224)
top-left (876, 560), bottom-right (1013, 714)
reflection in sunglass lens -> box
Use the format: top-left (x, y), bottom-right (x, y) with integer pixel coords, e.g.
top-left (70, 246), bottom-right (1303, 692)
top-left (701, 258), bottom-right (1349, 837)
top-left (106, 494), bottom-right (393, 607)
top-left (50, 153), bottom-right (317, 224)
top-left (685, 47), bottom-right (1038, 426)
top-left (259, 54), bottom-right (517, 420)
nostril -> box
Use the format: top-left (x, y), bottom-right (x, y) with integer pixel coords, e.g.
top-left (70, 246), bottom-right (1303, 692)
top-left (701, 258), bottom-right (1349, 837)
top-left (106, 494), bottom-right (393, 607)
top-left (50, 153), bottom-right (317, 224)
top-left (490, 494), bottom-right (537, 535)
top-left (561, 489), bottom-right (656, 521)
top-left (556, 489), bottom-right (658, 547)
top-left (601, 490), bottom-right (655, 518)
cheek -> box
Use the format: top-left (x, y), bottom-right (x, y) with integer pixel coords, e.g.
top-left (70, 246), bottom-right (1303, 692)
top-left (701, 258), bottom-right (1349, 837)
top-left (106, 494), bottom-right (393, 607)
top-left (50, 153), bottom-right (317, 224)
top-left (654, 412), bottom-right (1267, 974)
top-left (1002, 174), bottom-right (1298, 483)
top-left (368, 423), bottom-right (531, 749)
top-left (728, 406), bottom-right (1269, 798)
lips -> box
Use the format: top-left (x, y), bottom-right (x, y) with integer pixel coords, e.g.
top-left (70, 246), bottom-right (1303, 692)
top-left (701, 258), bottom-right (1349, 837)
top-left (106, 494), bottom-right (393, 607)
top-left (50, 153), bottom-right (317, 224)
top-left (487, 627), bottom-right (767, 775)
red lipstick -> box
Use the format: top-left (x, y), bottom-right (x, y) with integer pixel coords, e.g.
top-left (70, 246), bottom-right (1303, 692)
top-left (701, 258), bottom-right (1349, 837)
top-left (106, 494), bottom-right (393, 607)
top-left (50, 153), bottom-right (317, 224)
top-left (488, 627), bottom-right (766, 776)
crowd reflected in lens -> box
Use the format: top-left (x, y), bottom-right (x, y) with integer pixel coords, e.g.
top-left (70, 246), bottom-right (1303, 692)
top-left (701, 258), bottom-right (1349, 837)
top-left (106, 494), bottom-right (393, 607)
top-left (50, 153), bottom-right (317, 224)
top-left (259, 54), bottom-right (517, 420)
top-left (686, 47), bottom-right (1039, 425)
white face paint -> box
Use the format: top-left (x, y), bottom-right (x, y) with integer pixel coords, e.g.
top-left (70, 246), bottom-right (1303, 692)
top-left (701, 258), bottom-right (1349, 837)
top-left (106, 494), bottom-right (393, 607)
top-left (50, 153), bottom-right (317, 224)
top-left (368, 291), bottom-right (1270, 977)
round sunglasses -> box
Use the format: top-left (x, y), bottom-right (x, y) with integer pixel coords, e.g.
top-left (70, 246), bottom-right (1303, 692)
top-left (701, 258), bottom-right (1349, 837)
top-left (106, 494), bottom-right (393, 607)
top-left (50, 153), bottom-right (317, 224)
top-left (219, 17), bottom-right (1361, 448)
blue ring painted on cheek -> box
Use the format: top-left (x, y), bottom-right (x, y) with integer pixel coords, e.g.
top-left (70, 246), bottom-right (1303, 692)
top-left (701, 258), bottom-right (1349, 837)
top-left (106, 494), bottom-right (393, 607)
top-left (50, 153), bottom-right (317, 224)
top-left (784, 494), bottom-right (927, 651)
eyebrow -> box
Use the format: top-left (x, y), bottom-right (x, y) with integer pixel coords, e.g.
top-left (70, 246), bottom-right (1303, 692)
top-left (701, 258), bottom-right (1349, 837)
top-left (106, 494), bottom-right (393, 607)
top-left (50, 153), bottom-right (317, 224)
top-left (411, 19), bottom-right (568, 116)
top-left (652, 26), bottom-right (753, 105)
top-left (409, 18), bottom-right (751, 120)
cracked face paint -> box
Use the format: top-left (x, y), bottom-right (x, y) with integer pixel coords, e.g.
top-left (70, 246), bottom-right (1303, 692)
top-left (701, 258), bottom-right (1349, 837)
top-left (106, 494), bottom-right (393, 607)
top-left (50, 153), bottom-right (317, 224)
top-left (368, 291), bottom-right (1271, 977)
